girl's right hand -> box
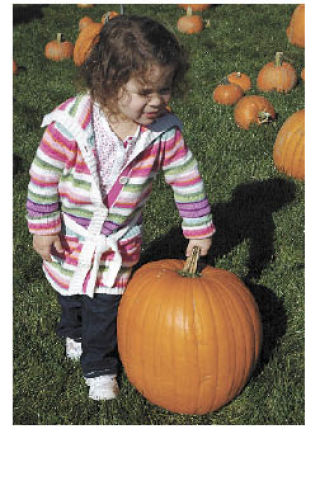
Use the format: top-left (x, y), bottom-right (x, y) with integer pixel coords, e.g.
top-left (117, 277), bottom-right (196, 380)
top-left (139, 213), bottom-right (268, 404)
top-left (33, 234), bottom-right (64, 261)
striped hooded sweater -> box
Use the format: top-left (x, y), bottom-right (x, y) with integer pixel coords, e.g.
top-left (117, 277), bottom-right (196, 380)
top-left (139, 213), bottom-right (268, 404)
top-left (26, 94), bottom-right (215, 297)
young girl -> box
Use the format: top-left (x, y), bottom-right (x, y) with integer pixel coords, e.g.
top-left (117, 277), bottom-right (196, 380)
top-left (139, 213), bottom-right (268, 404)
top-left (26, 15), bottom-right (215, 401)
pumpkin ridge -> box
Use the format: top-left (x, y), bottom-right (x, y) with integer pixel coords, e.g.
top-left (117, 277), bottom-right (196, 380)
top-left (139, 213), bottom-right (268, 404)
top-left (205, 275), bottom-right (241, 406)
top-left (229, 280), bottom-right (261, 375)
top-left (223, 281), bottom-right (250, 397)
top-left (207, 273), bottom-right (260, 397)
top-left (291, 127), bottom-right (304, 177)
top-left (150, 278), bottom-right (168, 403)
top-left (200, 280), bottom-right (220, 410)
top-left (217, 279), bottom-right (241, 400)
top-left (211, 281), bottom-right (247, 399)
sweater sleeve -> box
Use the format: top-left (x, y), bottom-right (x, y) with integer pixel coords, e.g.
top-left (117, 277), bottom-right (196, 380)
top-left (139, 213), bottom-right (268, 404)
top-left (161, 128), bottom-right (215, 239)
top-left (26, 122), bottom-right (75, 235)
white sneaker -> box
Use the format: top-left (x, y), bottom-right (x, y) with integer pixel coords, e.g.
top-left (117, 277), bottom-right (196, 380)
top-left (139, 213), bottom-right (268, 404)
top-left (85, 374), bottom-right (119, 401)
top-left (66, 337), bottom-right (82, 361)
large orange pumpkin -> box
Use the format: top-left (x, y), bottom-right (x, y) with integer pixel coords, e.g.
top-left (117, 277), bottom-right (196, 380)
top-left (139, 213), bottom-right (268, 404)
top-left (44, 33), bottom-right (74, 62)
top-left (273, 109), bottom-right (305, 180)
top-left (286, 4), bottom-right (305, 48)
top-left (177, 6), bottom-right (204, 34)
top-left (117, 248), bottom-right (262, 415)
top-left (257, 52), bottom-right (297, 93)
top-left (234, 95), bottom-right (276, 130)
top-left (73, 21), bottom-right (103, 66)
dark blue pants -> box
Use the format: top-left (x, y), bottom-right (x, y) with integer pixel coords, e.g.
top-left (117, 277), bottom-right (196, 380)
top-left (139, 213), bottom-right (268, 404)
top-left (56, 293), bottom-right (122, 378)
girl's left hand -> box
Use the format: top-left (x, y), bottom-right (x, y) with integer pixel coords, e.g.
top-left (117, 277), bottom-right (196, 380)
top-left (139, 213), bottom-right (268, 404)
top-left (186, 237), bottom-right (212, 257)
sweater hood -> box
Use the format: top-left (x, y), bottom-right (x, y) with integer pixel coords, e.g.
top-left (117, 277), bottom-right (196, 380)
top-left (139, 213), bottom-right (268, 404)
top-left (41, 93), bottom-right (183, 148)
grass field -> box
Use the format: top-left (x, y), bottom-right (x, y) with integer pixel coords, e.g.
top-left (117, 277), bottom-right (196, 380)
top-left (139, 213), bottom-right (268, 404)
top-left (13, 3), bottom-right (305, 425)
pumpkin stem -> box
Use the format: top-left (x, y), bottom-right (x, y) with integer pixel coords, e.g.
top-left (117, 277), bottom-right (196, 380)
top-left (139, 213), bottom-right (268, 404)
top-left (178, 246), bottom-right (202, 278)
top-left (57, 33), bottom-right (64, 43)
top-left (186, 6), bottom-right (193, 17)
top-left (258, 111), bottom-right (273, 124)
top-left (275, 51), bottom-right (284, 67)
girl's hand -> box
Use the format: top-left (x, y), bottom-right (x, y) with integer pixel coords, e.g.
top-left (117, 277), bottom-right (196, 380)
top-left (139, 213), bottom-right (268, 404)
top-left (33, 234), bottom-right (64, 262)
top-left (186, 237), bottom-right (212, 257)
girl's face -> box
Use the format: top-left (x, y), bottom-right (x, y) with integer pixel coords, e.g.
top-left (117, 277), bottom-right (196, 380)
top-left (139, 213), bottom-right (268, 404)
top-left (116, 63), bottom-right (174, 125)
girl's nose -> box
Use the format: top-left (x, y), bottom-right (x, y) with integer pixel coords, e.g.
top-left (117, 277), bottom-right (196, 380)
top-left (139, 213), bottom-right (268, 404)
top-left (148, 93), bottom-right (163, 107)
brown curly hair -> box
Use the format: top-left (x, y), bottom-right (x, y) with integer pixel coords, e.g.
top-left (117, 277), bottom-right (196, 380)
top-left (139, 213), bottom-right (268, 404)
top-left (79, 15), bottom-right (189, 115)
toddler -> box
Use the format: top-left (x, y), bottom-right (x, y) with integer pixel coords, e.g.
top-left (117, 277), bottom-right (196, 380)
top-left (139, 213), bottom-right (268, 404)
top-left (26, 15), bottom-right (215, 401)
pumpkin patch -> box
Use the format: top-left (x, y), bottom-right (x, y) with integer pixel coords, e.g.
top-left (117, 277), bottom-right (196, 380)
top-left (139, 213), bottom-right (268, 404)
top-left (13, 2), bottom-right (305, 426)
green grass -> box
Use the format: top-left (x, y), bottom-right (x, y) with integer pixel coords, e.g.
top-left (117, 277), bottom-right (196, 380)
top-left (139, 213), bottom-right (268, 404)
top-left (13, 3), bottom-right (304, 425)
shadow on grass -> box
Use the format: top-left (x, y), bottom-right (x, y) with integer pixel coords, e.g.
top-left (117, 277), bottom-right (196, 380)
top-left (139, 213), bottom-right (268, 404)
top-left (13, 4), bottom-right (46, 25)
top-left (137, 177), bottom-right (297, 372)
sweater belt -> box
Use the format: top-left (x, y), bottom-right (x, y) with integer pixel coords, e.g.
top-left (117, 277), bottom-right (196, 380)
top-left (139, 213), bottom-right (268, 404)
top-left (62, 213), bottom-right (135, 298)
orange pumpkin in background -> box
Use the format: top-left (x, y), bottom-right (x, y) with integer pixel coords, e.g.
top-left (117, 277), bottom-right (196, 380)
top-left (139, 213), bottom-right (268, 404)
top-left (227, 72), bottom-right (251, 92)
top-left (301, 67), bottom-right (305, 82)
top-left (177, 6), bottom-right (204, 34)
top-left (257, 52), bottom-right (297, 93)
top-left (234, 95), bottom-right (276, 130)
top-left (79, 16), bottom-right (94, 31)
top-left (213, 81), bottom-right (244, 105)
top-left (13, 60), bottom-right (18, 75)
top-left (273, 109), bottom-right (305, 180)
top-left (45, 33), bottom-right (74, 61)
top-left (286, 4), bottom-right (305, 48)
top-left (117, 247), bottom-right (262, 415)
top-left (73, 22), bottom-right (103, 66)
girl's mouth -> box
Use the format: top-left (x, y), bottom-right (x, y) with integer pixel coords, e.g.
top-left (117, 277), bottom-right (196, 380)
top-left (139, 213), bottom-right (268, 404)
top-left (145, 111), bottom-right (159, 119)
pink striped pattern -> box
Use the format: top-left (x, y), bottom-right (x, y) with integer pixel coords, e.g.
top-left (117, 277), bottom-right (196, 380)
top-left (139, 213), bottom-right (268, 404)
top-left (27, 94), bottom-right (214, 295)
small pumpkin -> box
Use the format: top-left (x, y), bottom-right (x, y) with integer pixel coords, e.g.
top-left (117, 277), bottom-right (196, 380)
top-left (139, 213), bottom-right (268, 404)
top-left (273, 109), bottom-right (305, 180)
top-left (257, 52), bottom-right (297, 93)
top-left (234, 95), bottom-right (276, 130)
top-left (213, 79), bottom-right (244, 105)
top-left (79, 16), bottom-right (94, 31)
top-left (178, 4), bottom-right (211, 12)
top-left (44, 33), bottom-right (74, 62)
top-left (227, 71), bottom-right (251, 92)
top-left (13, 60), bottom-right (18, 75)
top-left (101, 11), bottom-right (119, 23)
top-left (117, 247), bottom-right (262, 415)
top-left (301, 67), bottom-right (305, 82)
top-left (177, 6), bottom-right (204, 34)
top-left (286, 4), bottom-right (305, 48)
top-left (73, 22), bottom-right (103, 66)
